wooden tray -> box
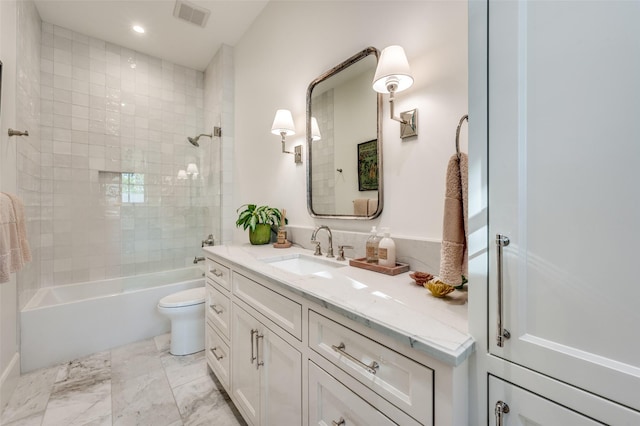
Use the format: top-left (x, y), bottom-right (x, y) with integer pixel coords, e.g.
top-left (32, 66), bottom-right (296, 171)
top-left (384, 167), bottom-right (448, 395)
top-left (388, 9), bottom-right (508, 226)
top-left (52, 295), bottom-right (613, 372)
top-left (348, 257), bottom-right (410, 276)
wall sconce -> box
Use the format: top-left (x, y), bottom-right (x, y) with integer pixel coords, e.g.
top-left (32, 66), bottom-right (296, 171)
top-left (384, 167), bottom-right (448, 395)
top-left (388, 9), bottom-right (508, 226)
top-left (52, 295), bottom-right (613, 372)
top-left (311, 117), bottom-right (322, 141)
top-left (372, 45), bottom-right (418, 139)
top-left (271, 109), bottom-right (302, 163)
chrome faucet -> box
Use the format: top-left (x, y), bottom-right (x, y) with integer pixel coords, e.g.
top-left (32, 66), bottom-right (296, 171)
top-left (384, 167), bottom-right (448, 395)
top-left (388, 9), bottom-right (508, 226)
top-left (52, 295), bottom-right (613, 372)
top-left (311, 225), bottom-right (334, 258)
top-left (201, 234), bottom-right (214, 247)
top-left (193, 256), bottom-right (205, 264)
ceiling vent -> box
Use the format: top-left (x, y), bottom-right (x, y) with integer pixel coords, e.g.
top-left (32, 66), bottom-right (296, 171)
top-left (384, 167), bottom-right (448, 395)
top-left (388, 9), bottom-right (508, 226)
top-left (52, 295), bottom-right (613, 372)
top-left (173, 0), bottom-right (211, 28)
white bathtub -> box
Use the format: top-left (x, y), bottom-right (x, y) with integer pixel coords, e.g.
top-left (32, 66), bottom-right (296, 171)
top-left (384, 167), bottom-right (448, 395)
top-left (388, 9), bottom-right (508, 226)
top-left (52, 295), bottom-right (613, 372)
top-left (21, 267), bottom-right (204, 372)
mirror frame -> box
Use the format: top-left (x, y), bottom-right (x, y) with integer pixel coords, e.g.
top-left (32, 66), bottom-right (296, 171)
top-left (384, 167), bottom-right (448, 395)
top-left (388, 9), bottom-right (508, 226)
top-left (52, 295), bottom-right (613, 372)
top-left (306, 47), bottom-right (383, 220)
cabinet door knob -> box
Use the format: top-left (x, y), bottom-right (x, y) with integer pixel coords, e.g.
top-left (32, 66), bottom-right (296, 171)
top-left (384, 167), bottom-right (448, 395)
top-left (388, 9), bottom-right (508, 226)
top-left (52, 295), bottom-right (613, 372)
top-left (495, 400), bottom-right (510, 425)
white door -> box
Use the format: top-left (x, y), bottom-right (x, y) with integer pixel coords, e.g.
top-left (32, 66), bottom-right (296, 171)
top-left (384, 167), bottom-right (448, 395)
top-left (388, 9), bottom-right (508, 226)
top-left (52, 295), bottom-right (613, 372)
top-left (231, 305), bottom-right (261, 426)
top-left (488, 376), bottom-right (603, 426)
top-left (261, 327), bottom-right (302, 426)
top-left (488, 0), bottom-right (640, 411)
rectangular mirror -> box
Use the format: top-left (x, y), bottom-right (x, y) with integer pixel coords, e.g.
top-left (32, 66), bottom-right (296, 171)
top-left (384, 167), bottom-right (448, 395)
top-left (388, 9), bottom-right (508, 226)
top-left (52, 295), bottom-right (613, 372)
top-left (306, 47), bottom-right (382, 219)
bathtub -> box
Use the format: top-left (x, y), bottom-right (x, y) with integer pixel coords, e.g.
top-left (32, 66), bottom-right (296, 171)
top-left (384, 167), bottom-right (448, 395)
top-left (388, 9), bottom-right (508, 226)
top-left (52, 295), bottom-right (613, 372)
top-left (21, 267), bottom-right (204, 372)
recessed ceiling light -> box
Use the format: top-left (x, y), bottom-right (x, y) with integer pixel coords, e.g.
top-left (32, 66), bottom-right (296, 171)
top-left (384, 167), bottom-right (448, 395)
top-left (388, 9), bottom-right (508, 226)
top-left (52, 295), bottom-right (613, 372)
top-left (132, 25), bottom-right (145, 34)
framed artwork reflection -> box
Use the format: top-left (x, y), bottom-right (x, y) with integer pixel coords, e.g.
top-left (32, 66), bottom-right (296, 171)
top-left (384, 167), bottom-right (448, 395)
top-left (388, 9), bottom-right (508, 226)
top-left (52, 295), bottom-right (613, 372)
top-left (357, 139), bottom-right (378, 191)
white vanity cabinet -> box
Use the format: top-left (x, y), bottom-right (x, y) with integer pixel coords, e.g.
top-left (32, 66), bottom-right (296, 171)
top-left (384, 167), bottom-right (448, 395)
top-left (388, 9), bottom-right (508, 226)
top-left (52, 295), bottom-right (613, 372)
top-left (204, 257), bottom-right (232, 391)
top-left (204, 245), bottom-right (472, 426)
top-left (230, 272), bottom-right (302, 426)
top-left (470, 0), bottom-right (640, 423)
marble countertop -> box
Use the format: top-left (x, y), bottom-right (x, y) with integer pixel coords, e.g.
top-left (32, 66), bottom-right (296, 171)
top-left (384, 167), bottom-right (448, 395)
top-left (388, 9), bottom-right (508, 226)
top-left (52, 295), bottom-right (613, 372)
top-left (203, 244), bottom-right (474, 367)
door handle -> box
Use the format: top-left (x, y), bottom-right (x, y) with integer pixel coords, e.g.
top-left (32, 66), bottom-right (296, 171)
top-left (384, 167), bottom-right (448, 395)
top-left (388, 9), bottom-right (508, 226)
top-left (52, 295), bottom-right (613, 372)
top-left (496, 234), bottom-right (511, 347)
top-left (495, 400), bottom-right (510, 425)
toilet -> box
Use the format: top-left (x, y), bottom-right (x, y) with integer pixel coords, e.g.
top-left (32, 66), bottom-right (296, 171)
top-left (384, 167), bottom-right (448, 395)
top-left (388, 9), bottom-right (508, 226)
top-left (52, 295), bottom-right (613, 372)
top-left (157, 287), bottom-right (206, 356)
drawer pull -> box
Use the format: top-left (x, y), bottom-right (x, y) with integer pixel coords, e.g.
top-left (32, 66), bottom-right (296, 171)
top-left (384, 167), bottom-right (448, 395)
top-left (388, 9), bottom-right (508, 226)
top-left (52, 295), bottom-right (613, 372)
top-left (209, 304), bottom-right (223, 314)
top-left (250, 329), bottom-right (257, 364)
top-left (331, 417), bottom-right (345, 426)
top-left (210, 347), bottom-right (224, 361)
top-left (331, 342), bottom-right (379, 375)
top-left (211, 268), bottom-right (224, 277)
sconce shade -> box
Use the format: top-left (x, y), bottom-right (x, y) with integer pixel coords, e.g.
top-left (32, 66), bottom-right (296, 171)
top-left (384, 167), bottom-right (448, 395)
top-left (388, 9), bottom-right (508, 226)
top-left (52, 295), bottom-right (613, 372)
top-left (372, 45), bottom-right (414, 94)
top-left (311, 117), bottom-right (322, 141)
top-left (186, 163), bottom-right (199, 175)
top-left (271, 109), bottom-right (296, 136)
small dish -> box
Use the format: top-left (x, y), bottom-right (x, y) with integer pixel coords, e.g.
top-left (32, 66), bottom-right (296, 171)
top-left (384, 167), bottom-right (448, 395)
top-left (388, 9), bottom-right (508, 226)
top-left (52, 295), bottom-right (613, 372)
top-left (425, 279), bottom-right (455, 298)
top-left (409, 271), bottom-right (433, 286)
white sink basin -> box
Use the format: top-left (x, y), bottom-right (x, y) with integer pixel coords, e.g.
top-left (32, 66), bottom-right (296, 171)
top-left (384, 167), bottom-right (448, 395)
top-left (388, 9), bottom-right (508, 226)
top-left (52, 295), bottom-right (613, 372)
top-left (261, 253), bottom-right (346, 275)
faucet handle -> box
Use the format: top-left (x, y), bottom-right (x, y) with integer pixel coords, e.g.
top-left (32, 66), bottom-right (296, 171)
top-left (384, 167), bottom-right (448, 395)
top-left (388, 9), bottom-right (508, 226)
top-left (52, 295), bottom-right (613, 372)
top-left (311, 240), bottom-right (322, 256)
top-left (337, 245), bottom-right (354, 261)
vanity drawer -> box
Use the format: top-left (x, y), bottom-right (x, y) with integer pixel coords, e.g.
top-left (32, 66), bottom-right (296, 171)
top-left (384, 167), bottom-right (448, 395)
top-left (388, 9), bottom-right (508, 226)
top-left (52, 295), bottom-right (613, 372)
top-left (206, 321), bottom-right (230, 391)
top-left (309, 361), bottom-right (415, 426)
top-left (233, 272), bottom-right (302, 340)
top-left (206, 281), bottom-right (230, 340)
top-left (206, 258), bottom-right (230, 291)
top-left (309, 310), bottom-right (433, 423)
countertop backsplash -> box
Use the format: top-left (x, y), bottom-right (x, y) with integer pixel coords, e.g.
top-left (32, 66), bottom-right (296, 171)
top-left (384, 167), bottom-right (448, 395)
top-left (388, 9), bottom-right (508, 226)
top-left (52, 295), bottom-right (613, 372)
top-left (286, 225), bottom-right (441, 274)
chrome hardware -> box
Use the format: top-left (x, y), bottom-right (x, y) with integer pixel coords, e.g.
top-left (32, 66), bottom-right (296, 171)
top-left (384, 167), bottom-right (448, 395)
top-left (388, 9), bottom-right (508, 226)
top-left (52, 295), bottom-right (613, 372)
top-left (331, 418), bottom-right (346, 426)
top-left (256, 333), bottom-right (264, 370)
top-left (337, 245), bottom-right (353, 261)
top-left (193, 256), bottom-right (205, 264)
top-left (496, 234), bottom-right (511, 347)
top-left (210, 347), bottom-right (223, 361)
top-left (201, 234), bottom-right (214, 247)
top-left (331, 342), bottom-right (379, 375)
top-left (8, 128), bottom-right (29, 137)
top-left (495, 400), bottom-right (510, 425)
top-left (250, 329), bottom-right (257, 364)
top-left (211, 268), bottom-right (223, 277)
top-left (311, 240), bottom-right (322, 256)
top-left (311, 225), bottom-right (334, 258)
top-left (209, 304), bottom-right (223, 315)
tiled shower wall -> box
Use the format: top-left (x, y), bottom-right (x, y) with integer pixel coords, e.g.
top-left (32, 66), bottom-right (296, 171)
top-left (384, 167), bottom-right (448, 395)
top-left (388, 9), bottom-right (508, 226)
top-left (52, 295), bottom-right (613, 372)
top-left (310, 90), bottom-right (335, 214)
top-left (16, 0), bottom-right (42, 308)
top-left (39, 23), bottom-right (216, 288)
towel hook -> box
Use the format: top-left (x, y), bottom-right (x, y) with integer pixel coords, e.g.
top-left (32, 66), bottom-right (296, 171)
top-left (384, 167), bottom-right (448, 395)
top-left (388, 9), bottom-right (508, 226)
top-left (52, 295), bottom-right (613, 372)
top-left (455, 114), bottom-right (468, 159)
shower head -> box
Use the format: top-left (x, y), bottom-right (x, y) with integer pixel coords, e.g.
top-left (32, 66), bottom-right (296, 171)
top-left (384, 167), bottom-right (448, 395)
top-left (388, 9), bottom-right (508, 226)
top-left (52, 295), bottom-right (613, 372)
top-left (187, 127), bottom-right (221, 147)
top-left (187, 135), bottom-right (204, 147)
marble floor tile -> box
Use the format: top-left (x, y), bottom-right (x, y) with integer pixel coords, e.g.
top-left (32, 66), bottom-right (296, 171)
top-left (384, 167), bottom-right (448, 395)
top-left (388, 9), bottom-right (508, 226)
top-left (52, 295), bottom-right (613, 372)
top-left (2, 412), bottom-right (44, 426)
top-left (172, 375), bottom-right (245, 426)
top-left (161, 350), bottom-right (207, 389)
top-left (0, 363), bottom-right (60, 424)
top-left (111, 367), bottom-right (182, 426)
top-left (110, 338), bottom-right (163, 383)
top-left (41, 379), bottom-right (112, 426)
top-left (53, 350), bottom-right (111, 394)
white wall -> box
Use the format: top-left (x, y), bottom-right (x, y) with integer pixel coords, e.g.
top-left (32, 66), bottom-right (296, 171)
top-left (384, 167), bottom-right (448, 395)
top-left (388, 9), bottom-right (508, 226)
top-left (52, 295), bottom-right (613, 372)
top-left (233, 1), bottom-right (468, 243)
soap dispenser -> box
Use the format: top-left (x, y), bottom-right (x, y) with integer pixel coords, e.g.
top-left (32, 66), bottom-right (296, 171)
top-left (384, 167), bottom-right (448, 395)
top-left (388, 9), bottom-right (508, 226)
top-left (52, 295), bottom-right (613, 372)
top-left (377, 227), bottom-right (396, 267)
top-left (365, 226), bottom-right (380, 263)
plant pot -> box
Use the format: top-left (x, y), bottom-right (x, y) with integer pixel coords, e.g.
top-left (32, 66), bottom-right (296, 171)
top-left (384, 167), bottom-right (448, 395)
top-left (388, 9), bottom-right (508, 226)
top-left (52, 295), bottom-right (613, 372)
top-left (249, 224), bottom-right (272, 245)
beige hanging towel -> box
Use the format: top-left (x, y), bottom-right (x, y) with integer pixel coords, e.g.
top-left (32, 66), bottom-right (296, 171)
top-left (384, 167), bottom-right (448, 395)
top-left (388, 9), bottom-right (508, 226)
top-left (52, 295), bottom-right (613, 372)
top-left (0, 192), bottom-right (32, 283)
top-left (353, 199), bottom-right (368, 216)
top-left (438, 153), bottom-right (468, 286)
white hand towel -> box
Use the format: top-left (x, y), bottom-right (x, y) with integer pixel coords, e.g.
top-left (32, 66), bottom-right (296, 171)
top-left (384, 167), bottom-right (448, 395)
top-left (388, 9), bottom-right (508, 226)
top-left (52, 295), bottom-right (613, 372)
top-left (0, 193), bottom-right (32, 283)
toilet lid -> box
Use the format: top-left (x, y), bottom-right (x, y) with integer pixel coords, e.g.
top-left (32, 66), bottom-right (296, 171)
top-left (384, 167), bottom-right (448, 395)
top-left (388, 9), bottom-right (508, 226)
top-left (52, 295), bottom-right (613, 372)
top-left (159, 287), bottom-right (206, 308)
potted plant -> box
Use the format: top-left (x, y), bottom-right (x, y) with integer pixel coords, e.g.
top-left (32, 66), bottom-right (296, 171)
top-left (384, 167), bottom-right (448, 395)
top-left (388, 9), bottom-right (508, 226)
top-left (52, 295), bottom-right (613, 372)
top-left (235, 204), bottom-right (286, 245)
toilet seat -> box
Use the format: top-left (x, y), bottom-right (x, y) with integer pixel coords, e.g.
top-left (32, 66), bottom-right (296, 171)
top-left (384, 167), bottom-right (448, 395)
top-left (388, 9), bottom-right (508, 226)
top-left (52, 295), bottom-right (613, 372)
top-left (158, 287), bottom-right (205, 308)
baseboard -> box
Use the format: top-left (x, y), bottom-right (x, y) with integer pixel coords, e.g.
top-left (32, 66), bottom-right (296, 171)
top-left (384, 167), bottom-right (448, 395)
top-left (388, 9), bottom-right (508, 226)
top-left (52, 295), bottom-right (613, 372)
top-left (0, 352), bottom-right (20, 411)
